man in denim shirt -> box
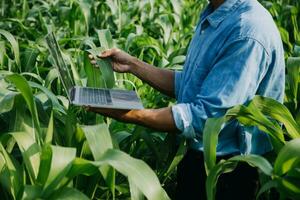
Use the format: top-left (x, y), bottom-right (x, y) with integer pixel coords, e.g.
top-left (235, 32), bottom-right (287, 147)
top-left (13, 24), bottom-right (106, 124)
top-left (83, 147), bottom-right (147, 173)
top-left (88, 0), bottom-right (285, 199)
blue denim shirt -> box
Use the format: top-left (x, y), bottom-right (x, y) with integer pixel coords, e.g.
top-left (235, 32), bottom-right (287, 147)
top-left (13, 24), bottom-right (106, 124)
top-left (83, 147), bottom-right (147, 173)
top-left (172, 0), bottom-right (285, 155)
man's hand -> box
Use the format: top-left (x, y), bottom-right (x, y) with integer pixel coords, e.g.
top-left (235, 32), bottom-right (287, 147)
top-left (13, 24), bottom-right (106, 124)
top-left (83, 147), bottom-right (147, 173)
top-left (85, 106), bottom-right (132, 122)
top-left (89, 48), bottom-right (176, 98)
top-left (89, 48), bottom-right (135, 73)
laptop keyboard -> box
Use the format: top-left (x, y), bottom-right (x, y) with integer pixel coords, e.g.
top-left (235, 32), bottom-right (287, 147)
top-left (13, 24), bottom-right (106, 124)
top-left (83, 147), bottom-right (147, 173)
top-left (78, 88), bottom-right (112, 105)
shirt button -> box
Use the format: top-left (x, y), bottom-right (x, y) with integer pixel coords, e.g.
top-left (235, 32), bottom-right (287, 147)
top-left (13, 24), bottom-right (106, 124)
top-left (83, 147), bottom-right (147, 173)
top-left (201, 30), bottom-right (205, 34)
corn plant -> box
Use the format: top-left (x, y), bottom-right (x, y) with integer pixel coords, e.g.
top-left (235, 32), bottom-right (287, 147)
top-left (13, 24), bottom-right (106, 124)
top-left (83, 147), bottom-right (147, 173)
top-left (1, 0), bottom-right (300, 199)
top-left (203, 94), bottom-right (300, 199)
top-left (0, 72), bottom-right (171, 199)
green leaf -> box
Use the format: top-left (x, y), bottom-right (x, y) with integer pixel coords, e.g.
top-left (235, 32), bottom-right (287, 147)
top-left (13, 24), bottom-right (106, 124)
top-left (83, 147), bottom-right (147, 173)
top-left (5, 74), bottom-right (41, 142)
top-left (10, 131), bottom-right (41, 183)
top-left (28, 81), bottom-right (66, 114)
top-left (205, 160), bottom-right (237, 200)
top-left (252, 96), bottom-right (300, 139)
top-left (21, 48), bottom-right (39, 72)
top-left (0, 144), bottom-right (23, 199)
top-left (227, 103), bottom-right (285, 151)
top-left (81, 124), bottom-right (115, 196)
top-left (36, 145), bottom-right (52, 186)
top-left (22, 185), bottom-right (42, 200)
top-left (45, 111), bottom-right (54, 144)
top-left (21, 72), bottom-right (44, 84)
top-left (86, 47), bottom-right (115, 88)
top-left (229, 155), bottom-right (273, 176)
top-left (44, 68), bottom-right (59, 88)
top-left (203, 117), bottom-right (226, 174)
top-left (256, 180), bottom-right (278, 199)
top-left (97, 29), bottom-right (114, 49)
top-left (49, 187), bottom-right (90, 200)
top-left (62, 52), bottom-right (82, 86)
top-left (286, 57), bottom-right (300, 111)
top-left (277, 176), bottom-right (300, 198)
top-left (129, 178), bottom-right (144, 200)
top-left (68, 149), bottom-right (170, 200)
top-left (274, 139), bottom-right (300, 176)
top-left (83, 51), bottom-right (104, 87)
top-left (77, 0), bottom-right (91, 35)
top-left (42, 145), bottom-right (76, 198)
top-left (279, 27), bottom-right (293, 51)
top-left (0, 91), bottom-right (17, 114)
top-left (0, 29), bottom-right (21, 71)
top-left (164, 138), bottom-right (187, 178)
top-left (206, 155), bottom-right (273, 200)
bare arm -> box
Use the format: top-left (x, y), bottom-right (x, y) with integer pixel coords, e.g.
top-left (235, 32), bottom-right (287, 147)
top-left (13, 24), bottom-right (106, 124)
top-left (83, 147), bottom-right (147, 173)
top-left (86, 107), bottom-right (179, 133)
top-left (90, 48), bottom-right (175, 98)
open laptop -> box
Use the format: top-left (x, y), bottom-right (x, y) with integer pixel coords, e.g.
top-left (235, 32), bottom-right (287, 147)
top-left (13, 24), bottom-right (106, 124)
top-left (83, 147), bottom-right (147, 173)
top-left (45, 32), bottom-right (143, 110)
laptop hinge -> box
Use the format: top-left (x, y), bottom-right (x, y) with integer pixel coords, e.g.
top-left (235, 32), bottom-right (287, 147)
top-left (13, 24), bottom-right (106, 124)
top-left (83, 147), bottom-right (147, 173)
top-left (70, 88), bottom-right (75, 101)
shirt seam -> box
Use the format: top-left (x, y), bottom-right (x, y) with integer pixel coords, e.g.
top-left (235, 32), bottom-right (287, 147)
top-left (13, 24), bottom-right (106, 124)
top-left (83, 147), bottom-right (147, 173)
top-left (232, 36), bottom-right (271, 57)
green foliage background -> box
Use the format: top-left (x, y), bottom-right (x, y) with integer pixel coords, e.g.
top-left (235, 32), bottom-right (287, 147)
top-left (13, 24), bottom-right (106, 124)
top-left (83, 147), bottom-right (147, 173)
top-left (0, 0), bottom-right (299, 199)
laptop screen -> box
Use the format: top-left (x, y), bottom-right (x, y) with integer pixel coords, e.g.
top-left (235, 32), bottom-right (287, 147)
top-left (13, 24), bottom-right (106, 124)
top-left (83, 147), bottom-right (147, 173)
top-left (45, 32), bottom-right (74, 99)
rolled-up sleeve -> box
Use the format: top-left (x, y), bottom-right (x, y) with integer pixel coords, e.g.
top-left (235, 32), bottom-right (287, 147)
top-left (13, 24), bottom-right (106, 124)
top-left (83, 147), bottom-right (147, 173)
top-left (172, 38), bottom-right (269, 139)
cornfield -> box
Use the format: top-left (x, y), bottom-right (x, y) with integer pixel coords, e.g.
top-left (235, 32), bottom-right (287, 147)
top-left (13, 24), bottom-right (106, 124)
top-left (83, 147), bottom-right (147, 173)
top-left (0, 0), bottom-right (299, 199)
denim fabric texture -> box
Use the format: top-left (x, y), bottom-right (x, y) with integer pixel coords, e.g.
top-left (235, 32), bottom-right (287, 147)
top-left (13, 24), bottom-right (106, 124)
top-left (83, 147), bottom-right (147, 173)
top-left (172, 0), bottom-right (285, 155)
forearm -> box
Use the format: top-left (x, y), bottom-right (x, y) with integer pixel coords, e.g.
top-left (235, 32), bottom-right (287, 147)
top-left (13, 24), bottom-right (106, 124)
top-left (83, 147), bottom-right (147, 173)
top-left (130, 58), bottom-right (175, 98)
top-left (109, 107), bottom-right (179, 133)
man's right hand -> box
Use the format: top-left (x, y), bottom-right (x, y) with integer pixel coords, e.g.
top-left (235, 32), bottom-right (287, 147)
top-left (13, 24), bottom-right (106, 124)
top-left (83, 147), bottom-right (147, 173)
top-left (89, 48), bottom-right (136, 73)
top-left (89, 47), bottom-right (175, 98)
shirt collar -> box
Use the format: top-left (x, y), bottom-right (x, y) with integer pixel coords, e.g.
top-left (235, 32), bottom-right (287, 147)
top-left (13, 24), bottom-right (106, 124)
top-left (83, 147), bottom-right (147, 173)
top-left (206, 0), bottom-right (245, 28)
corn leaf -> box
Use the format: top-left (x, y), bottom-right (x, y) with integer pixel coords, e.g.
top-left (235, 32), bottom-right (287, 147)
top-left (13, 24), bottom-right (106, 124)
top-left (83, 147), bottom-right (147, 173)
top-left (44, 68), bottom-right (59, 88)
top-left (164, 138), bottom-right (187, 178)
top-left (0, 91), bottom-right (17, 114)
top-left (28, 81), bottom-right (65, 114)
top-left (0, 144), bottom-right (23, 199)
top-left (21, 48), bottom-right (39, 72)
top-left (129, 178), bottom-right (144, 200)
top-left (97, 29), bottom-right (114, 49)
top-left (0, 29), bottom-right (20, 71)
top-left (42, 145), bottom-right (76, 198)
top-left (83, 51), bottom-right (104, 87)
top-left (203, 117), bottom-right (226, 174)
top-left (36, 145), bottom-right (52, 186)
top-left (10, 131), bottom-right (41, 183)
top-left (286, 57), bottom-right (300, 110)
top-left (277, 176), bottom-right (300, 198)
top-left (86, 47), bottom-right (115, 88)
top-left (206, 155), bottom-right (273, 200)
top-left (49, 187), bottom-right (90, 200)
top-left (227, 103), bottom-right (285, 151)
top-left (81, 124), bottom-right (115, 197)
top-left (251, 96), bottom-right (300, 139)
top-left (274, 139), bottom-right (300, 176)
top-left (256, 180), bottom-right (278, 199)
top-left (6, 74), bottom-right (41, 142)
top-left (67, 149), bottom-right (170, 200)
top-left (22, 185), bottom-right (42, 200)
top-left (45, 111), bottom-right (54, 144)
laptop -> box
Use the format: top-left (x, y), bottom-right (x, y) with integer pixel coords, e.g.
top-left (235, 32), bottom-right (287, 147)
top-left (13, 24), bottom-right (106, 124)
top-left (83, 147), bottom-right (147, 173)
top-left (45, 32), bottom-right (143, 110)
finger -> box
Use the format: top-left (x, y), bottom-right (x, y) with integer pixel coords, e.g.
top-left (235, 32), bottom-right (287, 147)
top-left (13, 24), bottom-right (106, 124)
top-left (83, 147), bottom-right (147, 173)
top-left (90, 60), bottom-right (97, 65)
top-left (84, 106), bottom-right (91, 111)
top-left (88, 54), bottom-right (94, 60)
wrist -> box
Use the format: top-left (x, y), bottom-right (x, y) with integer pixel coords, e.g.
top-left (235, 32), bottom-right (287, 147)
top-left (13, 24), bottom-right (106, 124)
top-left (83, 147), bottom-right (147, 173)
top-left (121, 109), bottom-right (144, 124)
top-left (129, 57), bottom-right (141, 74)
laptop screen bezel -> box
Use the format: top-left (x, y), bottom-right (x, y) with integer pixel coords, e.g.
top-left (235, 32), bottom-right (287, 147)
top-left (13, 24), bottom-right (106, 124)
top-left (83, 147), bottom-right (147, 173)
top-left (45, 32), bottom-right (75, 101)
